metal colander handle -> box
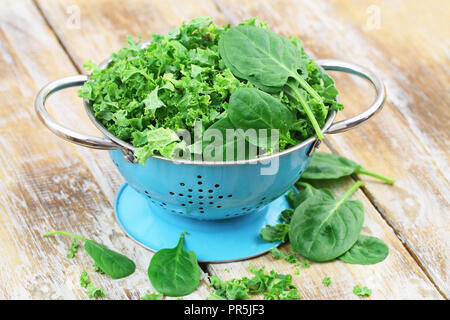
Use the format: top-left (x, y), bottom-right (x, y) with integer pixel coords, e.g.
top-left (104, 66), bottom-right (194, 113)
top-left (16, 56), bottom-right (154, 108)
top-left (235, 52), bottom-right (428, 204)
top-left (318, 59), bottom-right (386, 134)
top-left (34, 75), bottom-right (119, 150)
top-left (34, 60), bottom-right (385, 151)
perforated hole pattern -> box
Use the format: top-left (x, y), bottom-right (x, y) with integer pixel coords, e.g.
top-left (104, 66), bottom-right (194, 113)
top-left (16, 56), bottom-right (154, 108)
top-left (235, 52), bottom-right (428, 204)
top-left (112, 157), bottom-right (278, 218)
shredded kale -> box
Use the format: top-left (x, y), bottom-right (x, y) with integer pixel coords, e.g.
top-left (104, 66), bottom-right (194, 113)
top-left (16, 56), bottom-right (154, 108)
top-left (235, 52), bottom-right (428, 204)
top-left (66, 239), bottom-right (79, 259)
top-left (207, 264), bottom-right (301, 300)
top-left (140, 292), bottom-right (164, 300)
top-left (79, 270), bottom-right (106, 299)
top-left (322, 277), bottom-right (331, 286)
top-left (85, 283), bottom-right (106, 299)
top-left (353, 285), bottom-right (372, 297)
top-left (80, 270), bottom-right (90, 288)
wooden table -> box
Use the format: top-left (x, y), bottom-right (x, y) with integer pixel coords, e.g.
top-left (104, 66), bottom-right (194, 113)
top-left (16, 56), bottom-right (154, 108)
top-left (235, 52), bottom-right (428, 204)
top-left (0, 0), bottom-right (448, 300)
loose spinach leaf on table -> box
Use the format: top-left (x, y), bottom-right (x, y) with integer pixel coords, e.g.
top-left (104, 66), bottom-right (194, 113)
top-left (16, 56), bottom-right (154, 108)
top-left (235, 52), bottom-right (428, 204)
top-left (286, 182), bottom-right (334, 209)
top-left (147, 232), bottom-right (201, 297)
top-left (289, 181), bottom-right (365, 262)
top-left (339, 235), bottom-right (389, 265)
top-left (261, 184), bottom-right (334, 243)
top-left (219, 25), bottom-right (331, 140)
top-left (43, 231), bottom-right (136, 279)
top-left (302, 152), bottom-right (395, 184)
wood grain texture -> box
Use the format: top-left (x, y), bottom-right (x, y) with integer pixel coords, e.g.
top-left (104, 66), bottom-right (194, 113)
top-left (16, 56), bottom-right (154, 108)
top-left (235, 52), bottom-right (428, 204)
top-left (0, 0), bottom-right (210, 299)
top-left (212, 0), bottom-right (450, 297)
top-left (30, 0), bottom-right (446, 299)
top-left (0, 0), bottom-right (446, 299)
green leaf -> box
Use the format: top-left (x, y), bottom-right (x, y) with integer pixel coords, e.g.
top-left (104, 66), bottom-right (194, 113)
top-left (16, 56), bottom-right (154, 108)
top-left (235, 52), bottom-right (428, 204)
top-left (339, 235), bottom-right (389, 265)
top-left (80, 270), bottom-right (90, 288)
top-left (353, 285), bottom-right (372, 297)
top-left (289, 182), bottom-right (365, 262)
top-left (140, 292), bottom-right (164, 300)
top-left (147, 232), bottom-right (201, 297)
top-left (280, 209), bottom-right (294, 224)
top-left (66, 239), bottom-right (79, 259)
top-left (287, 182), bottom-right (334, 209)
top-left (85, 283), bottom-right (106, 299)
top-left (228, 88), bottom-right (296, 145)
top-left (143, 86), bottom-right (166, 116)
top-left (322, 277), bottom-right (331, 286)
top-left (302, 152), bottom-right (395, 184)
top-left (219, 25), bottom-right (305, 90)
top-left (134, 128), bottom-right (180, 164)
top-left (43, 231), bottom-right (136, 279)
top-left (219, 25), bottom-right (327, 139)
top-left (83, 240), bottom-right (136, 279)
top-left (259, 223), bottom-right (290, 243)
top-left (270, 248), bottom-right (286, 259)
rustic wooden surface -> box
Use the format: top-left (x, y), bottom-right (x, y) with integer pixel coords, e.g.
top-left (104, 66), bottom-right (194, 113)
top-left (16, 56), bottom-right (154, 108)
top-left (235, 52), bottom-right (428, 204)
top-left (0, 0), bottom-right (447, 299)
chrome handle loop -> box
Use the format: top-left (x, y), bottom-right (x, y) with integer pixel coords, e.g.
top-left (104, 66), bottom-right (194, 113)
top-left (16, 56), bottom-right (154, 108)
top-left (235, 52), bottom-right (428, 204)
top-left (318, 59), bottom-right (386, 134)
top-left (34, 75), bottom-right (119, 150)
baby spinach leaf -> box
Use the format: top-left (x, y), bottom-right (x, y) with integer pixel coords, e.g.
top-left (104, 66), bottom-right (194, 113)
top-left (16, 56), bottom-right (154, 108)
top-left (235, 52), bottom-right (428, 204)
top-left (228, 88), bottom-right (296, 145)
top-left (259, 223), bottom-right (290, 243)
top-left (84, 240), bottom-right (136, 279)
top-left (219, 25), bottom-right (306, 90)
top-left (286, 182), bottom-right (334, 209)
top-left (43, 231), bottom-right (136, 279)
top-left (143, 86), bottom-right (166, 116)
top-left (339, 235), bottom-right (389, 265)
top-left (302, 152), bottom-right (395, 184)
top-left (219, 25), bottom-right (326, 139)
top-left (147, 232), bottom-right (201, 297)
top-left (289, 181), bottom-right (365, 262)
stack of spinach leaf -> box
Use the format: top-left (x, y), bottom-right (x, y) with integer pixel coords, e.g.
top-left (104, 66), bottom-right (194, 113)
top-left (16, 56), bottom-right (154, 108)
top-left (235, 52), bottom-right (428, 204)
top-left (78, 17), bottom-right (342, 164)
top-left (261, 180), bottom-right (389, 265)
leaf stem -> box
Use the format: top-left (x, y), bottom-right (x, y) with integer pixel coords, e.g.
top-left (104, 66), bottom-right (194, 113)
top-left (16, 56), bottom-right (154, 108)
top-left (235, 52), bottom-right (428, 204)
top-left (43, 230), bottom-right (88, 242)
top-left (339, 181), bottom-right (364, 203)
top-left (291, 73), bottom-right (323, 102)
top-left (356, 168), bottom-right (395, 185)
top-left (286, 82), bottom-right (324, 140)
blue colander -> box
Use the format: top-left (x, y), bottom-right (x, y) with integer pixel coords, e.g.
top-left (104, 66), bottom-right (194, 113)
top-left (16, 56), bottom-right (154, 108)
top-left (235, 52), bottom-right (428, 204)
top-left (35, 59), bottom-right (385, 262)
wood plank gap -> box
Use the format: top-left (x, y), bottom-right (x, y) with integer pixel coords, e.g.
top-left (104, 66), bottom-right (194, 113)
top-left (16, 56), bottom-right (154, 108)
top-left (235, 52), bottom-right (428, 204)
top-left (32, 0), bottom-right (85, 73)
top-left (324, 140), bottom-right (447, 299)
